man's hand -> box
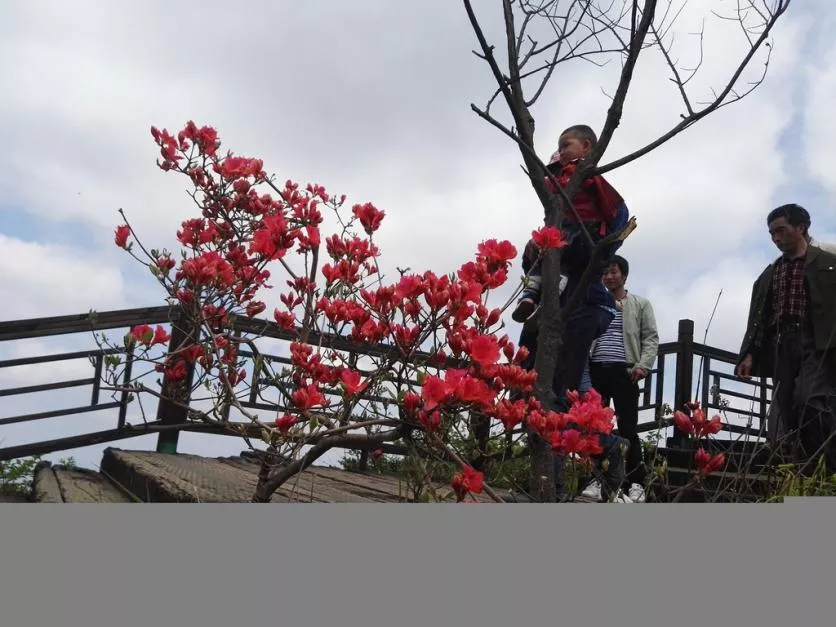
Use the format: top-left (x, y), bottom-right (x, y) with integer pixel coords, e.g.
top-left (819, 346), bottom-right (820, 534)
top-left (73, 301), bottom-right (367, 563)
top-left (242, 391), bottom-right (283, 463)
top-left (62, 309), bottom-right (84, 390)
top-left (630, 367), bottom-right (648, 383)
top-left (735, 354), bottom-right (753, 380)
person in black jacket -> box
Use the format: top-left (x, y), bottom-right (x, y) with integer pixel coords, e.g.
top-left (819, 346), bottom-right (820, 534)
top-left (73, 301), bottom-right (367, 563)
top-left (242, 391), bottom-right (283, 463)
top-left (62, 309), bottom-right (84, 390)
top-left (735, 204), bottom-right (836, 474)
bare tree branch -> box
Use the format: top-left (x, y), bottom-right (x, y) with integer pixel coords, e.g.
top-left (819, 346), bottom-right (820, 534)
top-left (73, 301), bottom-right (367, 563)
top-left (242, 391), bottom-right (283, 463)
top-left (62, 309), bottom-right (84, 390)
top-left (596, 0), bottom-right (789, 174)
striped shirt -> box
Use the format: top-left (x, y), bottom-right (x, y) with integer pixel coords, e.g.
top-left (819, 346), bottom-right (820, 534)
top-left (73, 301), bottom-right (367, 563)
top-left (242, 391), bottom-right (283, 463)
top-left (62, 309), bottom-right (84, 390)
top-left (590, 309), bottom-right (626, 363)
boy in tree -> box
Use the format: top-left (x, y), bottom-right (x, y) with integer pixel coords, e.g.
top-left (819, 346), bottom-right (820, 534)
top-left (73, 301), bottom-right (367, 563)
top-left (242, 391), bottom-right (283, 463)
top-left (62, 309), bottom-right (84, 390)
top-left (514, 124), bottom-right (633, 502)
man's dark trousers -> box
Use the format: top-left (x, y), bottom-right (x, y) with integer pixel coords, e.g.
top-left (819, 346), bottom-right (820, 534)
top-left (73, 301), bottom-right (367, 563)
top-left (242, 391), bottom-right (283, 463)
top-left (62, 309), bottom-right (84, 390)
top-left (772, 321), bottom-right (836, 474)
top-left (589, 361), bottom-right (646, 489)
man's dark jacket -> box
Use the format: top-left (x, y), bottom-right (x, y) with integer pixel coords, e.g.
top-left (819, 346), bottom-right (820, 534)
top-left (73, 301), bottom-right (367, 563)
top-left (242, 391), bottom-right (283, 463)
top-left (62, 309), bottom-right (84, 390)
top-left (737, 245), bottom-right (836, 378)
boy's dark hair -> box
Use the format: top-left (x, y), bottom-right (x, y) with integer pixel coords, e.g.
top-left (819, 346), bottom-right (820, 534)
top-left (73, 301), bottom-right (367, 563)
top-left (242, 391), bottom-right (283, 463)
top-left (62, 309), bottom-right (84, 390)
top-left (561, 124), bottom-right (598, 147)
top-left (609, 255), bottom-right (629, 278)
top-left (767, 203), bottom-right (810, 236)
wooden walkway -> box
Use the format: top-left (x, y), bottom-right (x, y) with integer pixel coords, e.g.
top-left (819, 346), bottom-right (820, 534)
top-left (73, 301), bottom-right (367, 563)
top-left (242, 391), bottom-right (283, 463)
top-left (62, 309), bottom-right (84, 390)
top-left (23, 448), bottom-right (584, 504)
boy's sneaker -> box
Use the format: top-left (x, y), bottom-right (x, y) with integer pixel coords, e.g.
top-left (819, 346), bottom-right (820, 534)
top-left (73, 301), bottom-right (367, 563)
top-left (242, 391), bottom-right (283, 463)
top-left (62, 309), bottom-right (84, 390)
top-left (610, 489), bottom-right (634, 503)
top-left (511, 297), bottom-right (537, 323)
top-left (581, 480), bottom-right (602, 501)
top-left (628, 483), bottom-right (646, 503)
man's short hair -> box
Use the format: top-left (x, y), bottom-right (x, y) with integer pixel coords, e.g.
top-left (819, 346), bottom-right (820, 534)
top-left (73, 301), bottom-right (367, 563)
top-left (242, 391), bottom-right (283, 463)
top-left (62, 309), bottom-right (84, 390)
top-left (767, 203), bottom-right (810, 235)
top-left (610, 255), bottom-right (629, 278)
top-left (561, 124), bottom-right (598, 147)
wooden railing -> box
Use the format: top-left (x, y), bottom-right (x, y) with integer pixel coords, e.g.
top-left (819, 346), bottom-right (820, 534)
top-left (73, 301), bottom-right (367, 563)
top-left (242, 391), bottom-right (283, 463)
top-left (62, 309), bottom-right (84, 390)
top-left (0, 307), bottom-right (772, 461)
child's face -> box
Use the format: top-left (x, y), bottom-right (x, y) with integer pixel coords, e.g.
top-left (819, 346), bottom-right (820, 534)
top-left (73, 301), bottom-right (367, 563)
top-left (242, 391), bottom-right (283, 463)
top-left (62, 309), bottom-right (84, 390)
top-left (555, 132), bottom-right (592, 165)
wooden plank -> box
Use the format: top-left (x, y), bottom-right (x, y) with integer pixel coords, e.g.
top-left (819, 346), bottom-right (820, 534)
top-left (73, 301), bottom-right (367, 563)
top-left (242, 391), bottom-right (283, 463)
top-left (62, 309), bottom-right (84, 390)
top-left (219, 457), bottom-right (392, 502)
top-left (53, 467), bottom-right (133, 503)
top-left (32, 464), bottom-right (63, 503)
top-left (305, 466), bottom-right (412, 499)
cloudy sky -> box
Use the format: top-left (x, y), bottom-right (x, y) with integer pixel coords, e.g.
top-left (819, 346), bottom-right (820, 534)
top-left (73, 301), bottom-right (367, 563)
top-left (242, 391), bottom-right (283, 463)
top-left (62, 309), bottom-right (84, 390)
top-left (1, 0), bottom-right (834, 470)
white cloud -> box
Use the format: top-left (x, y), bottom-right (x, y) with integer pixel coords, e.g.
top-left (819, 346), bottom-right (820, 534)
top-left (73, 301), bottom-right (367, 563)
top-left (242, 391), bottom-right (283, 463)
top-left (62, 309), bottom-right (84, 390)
top-left (803, 50), bottom-right (836, 201)
top-left (0, 234), bottom-right (131, 319)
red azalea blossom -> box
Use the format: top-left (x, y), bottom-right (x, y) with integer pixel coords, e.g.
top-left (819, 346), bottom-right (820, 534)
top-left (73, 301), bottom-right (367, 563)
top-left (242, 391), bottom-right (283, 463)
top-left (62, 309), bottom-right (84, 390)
top-left (156, 256), bottom-right (176, 274)
top-left (477, 239), bottom-right (517, 267)
top-left (401, 391), bottom-right (421, 417)
top-left (673, 410), bottom-right (694, 435)
top-left (129, 324), bottom-right (170, 348)
top-left (246, 301), bottom-right (266, 317)
top-left (469, 335), bottom-right (501, 367)
top-left (151, 325), bottom-right (171, 347)
top-left (418, 410), bottom-right (442, 432)
top-left (275, 414), bottom-right (297, 433)
top-left (273, 309), bottom-right (295, 331)
top-left (420, 376), bottom-right (450, 412)
top-left (177, 218), bottom-right (218, 248)
top-left (178, 252), bottom-right (235, 289)
top-left (180, 344), bottom-right (206, 363)
top-left (352, 202), bottom-right (385, 234)
top-left (155, 357), bottom-right (188, 382)
top-left (489, 399), bottom-right (529, 430)
top-left (394, 275), bottom-right (424, 301)
top-left (249, 214), bottom-right (293, 261)
top-left (531, 226), bottom-right (568, 250)
top-left (114, 225), bottom-right (131, 248)
top-left (291, 384), bottom-right (327, 411)
top-left (694, 448), bottom-right (725, 476)
top-left (340, 369), bottom-right (368, 397)
top-left (214, 156), bottom-right (264, 180)
top-left (451, 465), bottom-right (484, 501)
top-left (129, 324), bottom-right (152, 345)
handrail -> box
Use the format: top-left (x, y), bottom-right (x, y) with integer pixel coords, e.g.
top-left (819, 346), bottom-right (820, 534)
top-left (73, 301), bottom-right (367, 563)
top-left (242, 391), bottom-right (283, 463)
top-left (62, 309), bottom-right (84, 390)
top-left (0, 307), bottom-right (774, 461)
top-left (0, 305), bottom-right (177, 342)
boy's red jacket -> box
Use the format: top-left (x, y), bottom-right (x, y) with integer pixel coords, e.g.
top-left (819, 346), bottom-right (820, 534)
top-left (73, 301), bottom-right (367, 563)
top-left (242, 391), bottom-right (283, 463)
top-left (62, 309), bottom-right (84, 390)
top-left (544, 160), bottom-right (623, 234)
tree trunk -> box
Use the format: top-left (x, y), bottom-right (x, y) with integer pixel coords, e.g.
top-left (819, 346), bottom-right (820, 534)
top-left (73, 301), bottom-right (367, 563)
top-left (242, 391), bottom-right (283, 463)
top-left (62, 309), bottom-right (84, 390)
top-left (527, 246), bottom-right (565, 502)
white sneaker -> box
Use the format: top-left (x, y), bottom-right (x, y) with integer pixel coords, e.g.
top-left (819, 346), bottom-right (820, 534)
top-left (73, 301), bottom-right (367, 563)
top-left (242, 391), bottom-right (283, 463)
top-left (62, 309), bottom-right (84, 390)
top-left (610, 489), bottom-right (634, 503)
top-left (582, 480), bottom-right (601, 500)
top-left (628, 483), bottom-right (646, 503)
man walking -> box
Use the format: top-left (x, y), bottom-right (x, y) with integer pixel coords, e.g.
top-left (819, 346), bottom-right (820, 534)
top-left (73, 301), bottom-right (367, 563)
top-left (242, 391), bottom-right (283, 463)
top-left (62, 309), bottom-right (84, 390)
top-left (582, 255), bottom-right (659, 503)
top-left (735, 204), bottom-right (836, 474)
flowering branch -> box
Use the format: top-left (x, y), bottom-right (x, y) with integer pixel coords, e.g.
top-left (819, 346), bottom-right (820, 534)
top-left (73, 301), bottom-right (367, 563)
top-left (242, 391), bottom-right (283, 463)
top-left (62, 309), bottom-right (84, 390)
top-left (101, 121), bottom-right (625, 502)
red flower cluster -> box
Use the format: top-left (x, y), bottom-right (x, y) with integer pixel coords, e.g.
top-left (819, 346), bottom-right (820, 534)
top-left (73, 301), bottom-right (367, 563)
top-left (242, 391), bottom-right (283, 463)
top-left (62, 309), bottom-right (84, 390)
top-left (525, 388), bottom-right (615, 457)
top-left (116, 120), bottom-right (605, 504)
top-left (694, 448), bottom-right (725, 476)
top-left (128, 324), bottom-right (171, 348)
top-left (673, 405), bottom-right (723, 438)
top-left (672, 402), bottom-right (726, 482)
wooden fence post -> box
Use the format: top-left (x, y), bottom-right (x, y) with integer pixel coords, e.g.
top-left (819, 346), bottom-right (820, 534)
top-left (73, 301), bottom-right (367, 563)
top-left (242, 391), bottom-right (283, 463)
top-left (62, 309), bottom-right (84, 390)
top-left (671, 319), bottom-right (694, 448)
top-left (155, 310), bottom-right (198, 454)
